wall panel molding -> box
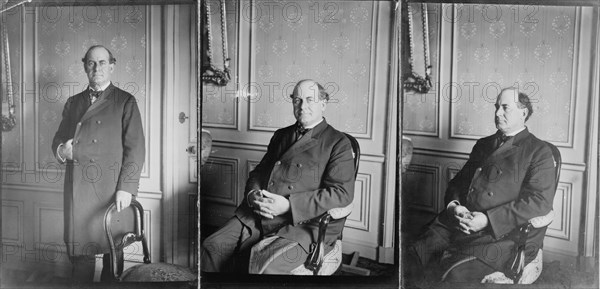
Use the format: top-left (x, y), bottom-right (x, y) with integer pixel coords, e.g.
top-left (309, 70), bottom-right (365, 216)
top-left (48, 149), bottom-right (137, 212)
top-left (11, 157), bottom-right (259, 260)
top-left (246, 160), bottom-right (260, 179)
top-left (1, 200), bottom-right (24, 243)
top-left (446, 167), bottom-right (460, 184)
top-left (414, 148), bottom-right (587, 172)
top-left (404, 163), bottom-right (441, 213)
top-left (31, 6), bottom-right (153, 180)
top-left (212, 140), bottom-right (386, 163)
top-left (547, 182), bottom-right (573, 240)
top-left (247, 1), bottom-right (377, 139)
top-left (346, 173), bottom-right (371, 231)
top-left (33, 202), bottom-right (64, 254)
top-left (447, 5), bottom-right (579, 145)
top-left (403, 3), bottom-right (442, 137)
top-left (201, 156), bottom-right (239, 206)
top-left (202, 0), bottom-right (240, 130)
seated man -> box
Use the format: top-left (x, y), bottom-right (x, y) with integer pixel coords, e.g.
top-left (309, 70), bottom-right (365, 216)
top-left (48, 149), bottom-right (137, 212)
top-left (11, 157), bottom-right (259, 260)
top-left (201, 79), bottom-right (356, 274)
top-left (406, 87), bottom-right (556, 283)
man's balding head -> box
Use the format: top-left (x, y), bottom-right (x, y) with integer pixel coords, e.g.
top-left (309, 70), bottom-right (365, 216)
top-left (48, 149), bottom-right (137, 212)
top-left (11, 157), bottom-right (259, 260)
top-left (292, 80), bottom-right (329, 101)
top-left (290, 79), bottom-right (328, 127)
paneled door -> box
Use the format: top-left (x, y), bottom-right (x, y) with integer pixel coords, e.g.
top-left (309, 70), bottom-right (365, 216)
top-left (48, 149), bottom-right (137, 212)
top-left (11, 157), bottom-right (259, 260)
top-left (162, 4), bottom-right (198, 268)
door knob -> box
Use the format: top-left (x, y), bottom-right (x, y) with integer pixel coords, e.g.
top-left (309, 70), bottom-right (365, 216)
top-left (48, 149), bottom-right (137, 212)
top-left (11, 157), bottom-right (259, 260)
top-left (186, 145), bottom-right (196, 155)
top-left (179, 112), bottom-right (189, 123)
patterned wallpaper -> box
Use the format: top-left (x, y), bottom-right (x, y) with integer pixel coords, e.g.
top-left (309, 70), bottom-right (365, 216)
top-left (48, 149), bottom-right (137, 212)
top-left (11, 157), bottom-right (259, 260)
top-left (202, 1), bottom-right (375, 136)
top-left (406, 4), bottom-right (576, 144)
top-left (34, 6), bottom-right (147, 167)
top-left (251, 1), bottom-right (374, 135)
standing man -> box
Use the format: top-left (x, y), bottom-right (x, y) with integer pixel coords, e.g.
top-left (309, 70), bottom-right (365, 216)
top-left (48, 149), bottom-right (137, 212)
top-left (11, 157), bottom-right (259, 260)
top-left (201, 79), bottom-right (356, 274)
top-left (52, 45), bottom-right (145, 283)
top-left (406, 87), bottom-right (557, 283)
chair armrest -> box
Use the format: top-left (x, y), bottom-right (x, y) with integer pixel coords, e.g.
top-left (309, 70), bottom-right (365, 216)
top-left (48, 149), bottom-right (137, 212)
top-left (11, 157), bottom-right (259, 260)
top-left (328, 203), bottom-right (353, 220)
top-left (529, 210), bottom-right (554, 228)
top-left (508, 210), bottom-right (555, 281)
top-left (305, 204), bottom-right (353, 274)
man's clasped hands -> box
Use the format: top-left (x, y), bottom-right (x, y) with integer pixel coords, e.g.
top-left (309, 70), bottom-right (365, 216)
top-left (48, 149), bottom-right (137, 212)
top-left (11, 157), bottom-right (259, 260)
top-left (448, 202), bottom-right (489, 234)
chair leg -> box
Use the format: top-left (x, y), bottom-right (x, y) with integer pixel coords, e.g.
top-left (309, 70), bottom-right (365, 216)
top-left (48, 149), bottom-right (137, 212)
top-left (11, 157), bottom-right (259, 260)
top-left (340, 252), bottom-right (371, 276)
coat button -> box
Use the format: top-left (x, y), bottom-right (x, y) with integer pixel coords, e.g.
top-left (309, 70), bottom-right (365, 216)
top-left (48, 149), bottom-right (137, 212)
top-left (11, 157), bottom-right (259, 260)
top-left (75, 140), bottom-right (80, 144)
top-left (96, 120), bottom-right (102, 124)
top-left (90, 159), bottom-right (95, 163)
top-left (275, 161), bottom-right (281, 165)
top-left (488, 191), bottom-right (494, 197)
top-left (296, 163), bottom-right (302, 168)
top-left (476, 167), bottom-right (482, 172)
top-left (288, 185), bottom-right (294, 190)
top-left (469, 188), bottom-right (474, 193)
top-left (92, 139), bottom-right (97, 143)
top-left (77, 122), bottom-right (81, 126)
top-left (269, 181), bottom-right (274, 186)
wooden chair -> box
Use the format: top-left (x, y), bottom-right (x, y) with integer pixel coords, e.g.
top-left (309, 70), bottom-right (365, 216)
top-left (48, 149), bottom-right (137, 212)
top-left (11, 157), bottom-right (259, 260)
top-left (248, 133), bottom-right (361, 275)
top-left (103, 199), bottom-right (197, 282)
top-left (442, 141), bottom-right (562, 284)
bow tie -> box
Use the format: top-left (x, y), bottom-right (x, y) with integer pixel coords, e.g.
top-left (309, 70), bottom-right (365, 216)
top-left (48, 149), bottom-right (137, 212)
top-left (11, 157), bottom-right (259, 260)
top-left (500, 134), bottom-right (511, 142)
top-left (90, 90), bottom-right (103, 98)
top-left (295, 125), bottom-right (310, 141)
top-left (496, 133), bottom-right (512, 149)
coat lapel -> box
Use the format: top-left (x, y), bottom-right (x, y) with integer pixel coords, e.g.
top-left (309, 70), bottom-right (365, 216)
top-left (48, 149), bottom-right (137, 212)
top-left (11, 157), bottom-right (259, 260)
top-left (279, 120), bottom-right (328, 161)
top-left (485, 128), bottom-right (530, 164)
top-left (80, 84), bottom-right (115, 123)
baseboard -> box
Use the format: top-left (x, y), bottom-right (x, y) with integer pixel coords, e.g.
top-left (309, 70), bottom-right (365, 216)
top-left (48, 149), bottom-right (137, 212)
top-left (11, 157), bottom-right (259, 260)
top-left (543, 249), bottom-right (577, 268)
top-left (1, 249), bottom-right (71, 279)
top-left (377, 246), bottom-right (395, 264)
top-left (577, 256), bottom-right (598, 273)
top-left (341, 238), bottom-right (378, 260)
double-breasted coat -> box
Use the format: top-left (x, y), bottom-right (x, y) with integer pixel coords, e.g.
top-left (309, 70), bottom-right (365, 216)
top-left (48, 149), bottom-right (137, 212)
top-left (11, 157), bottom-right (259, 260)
top-left (52, 83), bottom-right (145, 257)
top-left (418, 128), bottom-right (556, 273)
top-left (235, 119), bottom-right (356, 253)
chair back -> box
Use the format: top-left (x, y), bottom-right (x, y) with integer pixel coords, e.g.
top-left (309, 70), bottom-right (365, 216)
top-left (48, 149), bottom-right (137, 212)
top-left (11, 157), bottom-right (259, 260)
top-left (343, 133), bottom-right (360, 178)
top-left (104, 199), bottom-right (151, 281)
top-left (545, 141), bottom-right (562, 191)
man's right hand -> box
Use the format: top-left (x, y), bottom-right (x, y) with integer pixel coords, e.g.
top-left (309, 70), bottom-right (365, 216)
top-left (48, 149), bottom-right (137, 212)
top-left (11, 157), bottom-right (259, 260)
top-left (453, 205), bottom-right (472, 219)
top-left (60, 139), bottom-right (74, 160)
top-left (447, 202), bottom-right (473, 232)
top-left (248, 190), bottom-right (274, 219)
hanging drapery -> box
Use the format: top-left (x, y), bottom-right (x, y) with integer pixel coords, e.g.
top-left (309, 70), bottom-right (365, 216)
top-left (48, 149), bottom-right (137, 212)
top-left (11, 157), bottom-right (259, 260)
top-left (1, 23), bottom-right (16, 132)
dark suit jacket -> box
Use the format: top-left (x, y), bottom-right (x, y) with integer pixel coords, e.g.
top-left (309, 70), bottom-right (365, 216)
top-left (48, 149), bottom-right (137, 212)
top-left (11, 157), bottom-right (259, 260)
top-left (443, 128), bottom-right (556, 271)
top-left (52, 83), bottom-right (145, 256)
top-left (235, 119), bottom-right (355, 252)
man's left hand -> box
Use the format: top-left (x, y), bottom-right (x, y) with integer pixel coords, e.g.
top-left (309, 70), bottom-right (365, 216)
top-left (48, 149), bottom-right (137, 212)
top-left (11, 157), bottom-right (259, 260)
top-left (115, 190), bottom-right (132, 212)
top-left (459, 211), bottom-right (488, 234)
top-left (254, 190), bottom-right (290, 218)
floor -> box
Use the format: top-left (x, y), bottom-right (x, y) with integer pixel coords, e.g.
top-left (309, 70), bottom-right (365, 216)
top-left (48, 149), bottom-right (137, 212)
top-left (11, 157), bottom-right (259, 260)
top-left (401, 208), bottom-right (598, 288)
